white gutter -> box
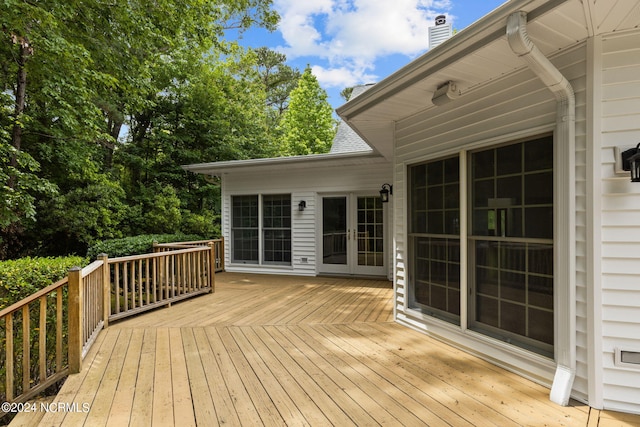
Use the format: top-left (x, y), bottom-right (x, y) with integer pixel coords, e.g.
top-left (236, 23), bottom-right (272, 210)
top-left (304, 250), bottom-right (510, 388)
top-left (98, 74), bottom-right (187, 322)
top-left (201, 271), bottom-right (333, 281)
top-left (507, 11), bottom-right (576, 407)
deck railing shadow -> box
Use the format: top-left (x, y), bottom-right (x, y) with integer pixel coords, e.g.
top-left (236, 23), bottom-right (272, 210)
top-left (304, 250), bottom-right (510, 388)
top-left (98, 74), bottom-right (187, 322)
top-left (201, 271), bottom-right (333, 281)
top-left (0, 239), bottom-right (222, 418)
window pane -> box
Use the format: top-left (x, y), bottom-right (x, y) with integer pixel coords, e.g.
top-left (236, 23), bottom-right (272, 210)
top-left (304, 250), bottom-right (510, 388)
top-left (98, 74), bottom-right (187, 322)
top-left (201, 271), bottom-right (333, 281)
top-left (470, 135), bottom-right (554, 356)
top-left (231, 196), bottom-right (258, 263)
top-left (497, 143), bottom-right (522, 176)
top-left (525, 137), bottom-right (553, 172)
top-left (409, 156), bottom-right (460, 324)
top-left (473, 150), bottom-right (494, 179)
top-left (263, 194), bottom-right (291, 265)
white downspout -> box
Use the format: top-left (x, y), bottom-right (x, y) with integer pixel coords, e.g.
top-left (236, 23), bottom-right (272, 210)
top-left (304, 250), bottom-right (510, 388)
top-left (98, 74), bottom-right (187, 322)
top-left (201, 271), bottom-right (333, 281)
top-left (507, 11), bottom-right (576, 407)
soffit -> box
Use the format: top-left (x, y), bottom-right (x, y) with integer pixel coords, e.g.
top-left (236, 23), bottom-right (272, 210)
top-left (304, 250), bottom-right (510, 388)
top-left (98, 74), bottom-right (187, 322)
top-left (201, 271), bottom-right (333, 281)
top-left (338, 0), bottom-right (640, 157)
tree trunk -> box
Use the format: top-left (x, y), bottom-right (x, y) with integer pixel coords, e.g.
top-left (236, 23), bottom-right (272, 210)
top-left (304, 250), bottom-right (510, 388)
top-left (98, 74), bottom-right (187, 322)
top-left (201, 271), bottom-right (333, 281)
top-left (8, 40), bottom-right (30, 189)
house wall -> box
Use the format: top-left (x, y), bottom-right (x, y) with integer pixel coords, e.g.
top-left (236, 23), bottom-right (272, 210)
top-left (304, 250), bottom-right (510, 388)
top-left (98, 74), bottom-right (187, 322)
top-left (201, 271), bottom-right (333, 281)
top-left (598, 28), bottom-right (640, 414)
top-left (220, 162), bottom-right (393, 277)
top-left (392, 43), bottom-right (590, 394)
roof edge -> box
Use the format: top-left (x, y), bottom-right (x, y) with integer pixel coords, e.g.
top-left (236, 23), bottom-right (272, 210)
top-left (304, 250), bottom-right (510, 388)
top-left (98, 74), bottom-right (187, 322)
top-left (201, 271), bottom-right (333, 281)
top-left (336, 0), bottom-right (566, 121)
top-left (182, 150), bottom-right (384, 175)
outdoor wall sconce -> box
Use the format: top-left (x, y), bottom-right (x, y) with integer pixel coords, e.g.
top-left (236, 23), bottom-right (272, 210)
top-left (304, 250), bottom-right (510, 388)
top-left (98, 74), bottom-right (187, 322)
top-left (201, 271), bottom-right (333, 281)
top-left (380, 183), bottom-right (393, 203)
top-left (298, 200), bottom-right (306, 211)
top-left (621, 143), bottom-right (640, 182)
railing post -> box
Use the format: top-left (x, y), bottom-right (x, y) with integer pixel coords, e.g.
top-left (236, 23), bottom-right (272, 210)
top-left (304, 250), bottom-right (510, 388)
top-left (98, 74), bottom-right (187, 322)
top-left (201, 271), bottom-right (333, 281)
top-left (220, 237), bottom-right (225, 271)
top-left (98, 253), bottom-right (110, 328)
top-left (68, 266), bottom-right (83, 374)
top-left (208, 242), bottom-right (216, 293)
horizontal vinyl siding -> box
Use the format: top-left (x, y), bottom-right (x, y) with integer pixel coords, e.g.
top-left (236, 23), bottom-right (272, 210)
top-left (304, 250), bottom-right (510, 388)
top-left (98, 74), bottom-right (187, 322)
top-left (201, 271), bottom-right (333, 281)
top-left (393, 44), bottom-right (587, 390)
top-left (221, 162), bottom-right (393, 277)
top-left (599, 29), bottom-right (640, 415)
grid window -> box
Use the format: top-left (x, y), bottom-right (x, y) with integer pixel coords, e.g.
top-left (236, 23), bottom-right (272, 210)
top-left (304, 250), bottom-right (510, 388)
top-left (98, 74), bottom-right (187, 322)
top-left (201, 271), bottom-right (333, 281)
top-left (470, 136), bottom-right (554, 356)
top-left (231, 194), bottom-right (292, 266)
top-left (408, 156), bottom-right (461, 324)
top-left (357, 196), bottom-right (384, 267)
top-left (231, 195), bottom-right (258, 263)
top-left (263, 195), bottom-right (292, 264)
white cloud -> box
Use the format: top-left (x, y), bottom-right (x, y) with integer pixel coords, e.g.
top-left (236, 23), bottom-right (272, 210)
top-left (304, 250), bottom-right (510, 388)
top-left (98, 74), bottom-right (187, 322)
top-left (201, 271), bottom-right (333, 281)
top-left (310, 64), bottom-right (377, 88)
top-left (273, 0), bottom-right (452, 88)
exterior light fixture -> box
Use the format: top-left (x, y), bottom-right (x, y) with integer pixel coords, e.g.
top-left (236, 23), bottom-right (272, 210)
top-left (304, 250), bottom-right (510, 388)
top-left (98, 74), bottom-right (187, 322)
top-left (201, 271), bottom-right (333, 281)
top-left (380, 183), bottom-right (393, 203)
top-left (431, 81), bottom-right (460, 106)
top-left (621, 143), bottom-right (640, 182)
top-left (298, 200), bottom-right (306, 211)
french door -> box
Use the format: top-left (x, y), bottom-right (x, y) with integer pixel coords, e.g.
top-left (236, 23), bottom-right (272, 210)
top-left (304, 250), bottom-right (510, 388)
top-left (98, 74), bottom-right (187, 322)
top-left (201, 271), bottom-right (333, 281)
top-left (320, 194), bottom-right (386, 276)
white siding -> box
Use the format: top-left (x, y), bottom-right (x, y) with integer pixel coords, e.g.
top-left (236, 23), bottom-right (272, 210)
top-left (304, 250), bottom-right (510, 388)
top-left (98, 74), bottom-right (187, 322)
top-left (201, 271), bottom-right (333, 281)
top-left (599, 29), bottom-right (640, 414)
top-left (221, 162), bottom-right (392, 276)
top-left (393, 45), bottom-right (588, 390)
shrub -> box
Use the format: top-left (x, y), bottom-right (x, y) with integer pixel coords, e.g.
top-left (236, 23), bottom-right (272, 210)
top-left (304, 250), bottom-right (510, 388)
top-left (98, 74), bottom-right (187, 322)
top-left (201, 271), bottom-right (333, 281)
top-left (86, 233), bottom-right (207, 261)
top-left (0, 256), bottom-right (87, 310)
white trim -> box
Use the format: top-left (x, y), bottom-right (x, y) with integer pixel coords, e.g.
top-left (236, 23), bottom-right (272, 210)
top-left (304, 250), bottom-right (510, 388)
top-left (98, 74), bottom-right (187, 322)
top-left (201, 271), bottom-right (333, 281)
top-left (586, 34), bottom-right (604, 409)
top-left (614, 348), bottom-right (640, 370)
top-left (459, 150), bottom-right (468, 332)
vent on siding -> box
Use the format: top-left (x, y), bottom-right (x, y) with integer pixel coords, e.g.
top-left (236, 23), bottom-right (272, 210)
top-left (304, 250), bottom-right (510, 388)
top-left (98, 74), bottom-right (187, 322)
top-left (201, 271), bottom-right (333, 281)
top-left (429, 15), bottom-right (453, 49)
top-left (615, 348), bottom-right (640, 369)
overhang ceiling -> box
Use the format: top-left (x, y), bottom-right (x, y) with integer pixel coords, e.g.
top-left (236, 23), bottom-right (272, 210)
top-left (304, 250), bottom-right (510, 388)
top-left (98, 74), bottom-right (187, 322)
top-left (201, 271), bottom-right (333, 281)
top-left (337, 0), bottom-right (640, 160)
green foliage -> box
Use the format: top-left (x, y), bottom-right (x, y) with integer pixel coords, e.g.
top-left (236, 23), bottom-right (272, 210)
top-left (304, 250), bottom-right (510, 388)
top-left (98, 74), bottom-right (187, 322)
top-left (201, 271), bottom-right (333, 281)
top-left (279, 66), bottom-right (336, 156)
top-left (142, 185), bottom-right (183, 234)
top-left (0, 256), bottom-right (86, 309)
top-left (86, 233), bottom-right (206, 261)
top-left (181, 210), bottom-right (220, 237)
top-left (33, 174), bottom-right (128, 256)
top-left (0, 0), bottom-right (281, 258)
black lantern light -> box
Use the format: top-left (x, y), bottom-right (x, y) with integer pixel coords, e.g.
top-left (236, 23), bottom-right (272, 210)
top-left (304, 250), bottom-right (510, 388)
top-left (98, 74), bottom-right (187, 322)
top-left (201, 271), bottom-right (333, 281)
top-left (379, 183), bottom-right (393, 203)
top-left (621, 143), bottom-right (640, 182)
top-left (298, 200), bottom-right (306, 211)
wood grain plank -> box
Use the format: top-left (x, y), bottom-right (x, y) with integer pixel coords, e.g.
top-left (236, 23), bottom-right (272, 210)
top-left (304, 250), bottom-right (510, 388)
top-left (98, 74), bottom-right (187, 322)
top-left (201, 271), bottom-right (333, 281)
top-left (307, 323), bottom-right (452, 427)
top-left (258, 325), bottom-right (358, 426)
top-left (180, 328), bottom-right (219, 426)
top-left (168, 328), bottom-right (195, 427)
top-left (227, 326), bottom-right (307, 424)
top-left (128, 328), bottom-right (156, 427)
top-left (202, 327), bottom-right (264, 425)
top-left (152, 328), bottom-right (174, 426)
top-left (241, 326), bottom-right (332, 425)
top-left (321, 323), bottom-right (497, 426)
top-left (81, 328), bottom-right (132, 426)
top-left (40, 329), bottom-right (119, 426)
top-left (216, 326), bottom-right (286, 426)
top-left (289, 324), bottom-right (402, 425)
top-left (106, 328), bottom-right (144, 426)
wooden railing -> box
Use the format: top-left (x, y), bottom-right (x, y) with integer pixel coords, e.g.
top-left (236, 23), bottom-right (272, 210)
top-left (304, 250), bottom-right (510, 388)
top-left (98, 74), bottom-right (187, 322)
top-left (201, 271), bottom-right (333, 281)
top-left (107, 245), bottom-right (215, 322)
top-left (1, 239), bottom-right (221, 416)
top-left (0, 261), bottom-right (105, 409)
top-left (153, 239), bottom-right (224, 272)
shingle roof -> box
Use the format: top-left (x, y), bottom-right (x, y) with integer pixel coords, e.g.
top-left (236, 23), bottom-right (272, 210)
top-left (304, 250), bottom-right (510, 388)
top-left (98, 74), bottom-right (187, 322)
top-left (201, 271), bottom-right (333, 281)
top-left (329, 84), bottom-right (375, 154)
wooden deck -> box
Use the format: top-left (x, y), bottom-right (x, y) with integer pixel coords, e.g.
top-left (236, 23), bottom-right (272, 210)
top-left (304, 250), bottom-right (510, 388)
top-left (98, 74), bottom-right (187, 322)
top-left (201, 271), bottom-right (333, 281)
top-left (23, 273), bottom-right (640, 426)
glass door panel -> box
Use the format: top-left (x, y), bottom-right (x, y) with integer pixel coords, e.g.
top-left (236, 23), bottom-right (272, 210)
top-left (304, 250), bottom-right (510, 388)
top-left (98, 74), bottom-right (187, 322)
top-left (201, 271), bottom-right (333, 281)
top-left (322, 197), bottom-right (348, 267)
top-left (354, 196), bottom-right (385, 276)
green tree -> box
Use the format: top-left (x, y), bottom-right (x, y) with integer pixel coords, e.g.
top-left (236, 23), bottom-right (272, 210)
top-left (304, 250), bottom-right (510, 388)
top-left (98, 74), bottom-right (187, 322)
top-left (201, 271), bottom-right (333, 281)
top-left (279, 66), bottom-right (336, 156)
top-left (1, 0), bottom-right (279, 257)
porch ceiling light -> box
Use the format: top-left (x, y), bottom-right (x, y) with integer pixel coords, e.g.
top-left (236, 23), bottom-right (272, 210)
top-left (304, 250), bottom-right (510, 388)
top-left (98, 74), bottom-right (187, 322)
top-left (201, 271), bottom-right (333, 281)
top-left (380, 183), bottom-right (393, 203)
top-left (431, 81), bottom-right (460, 106)
top-left (621, 143), bottom-right (640, 182)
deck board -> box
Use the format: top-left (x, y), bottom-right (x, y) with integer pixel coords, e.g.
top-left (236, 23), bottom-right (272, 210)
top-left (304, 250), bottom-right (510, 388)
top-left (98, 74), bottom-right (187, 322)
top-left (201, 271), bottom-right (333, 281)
top-left (33, 272), bottom-right (640, 426)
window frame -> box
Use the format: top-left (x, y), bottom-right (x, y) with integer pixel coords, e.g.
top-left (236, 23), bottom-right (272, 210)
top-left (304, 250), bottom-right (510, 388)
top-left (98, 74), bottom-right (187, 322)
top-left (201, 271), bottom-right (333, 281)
top-left (230, 193), bottom-right (292, 266)
top-left (406, 134), bottom-right (556, 358)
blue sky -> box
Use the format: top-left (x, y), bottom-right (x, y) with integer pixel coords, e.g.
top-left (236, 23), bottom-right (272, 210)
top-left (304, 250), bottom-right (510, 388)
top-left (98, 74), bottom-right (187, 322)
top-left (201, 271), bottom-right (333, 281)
top-left (234, 0), bottom-right (507, 111)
